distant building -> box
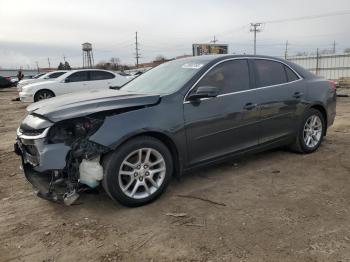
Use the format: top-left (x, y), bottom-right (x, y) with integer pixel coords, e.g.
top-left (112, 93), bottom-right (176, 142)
top-left (192, 44), bottom-right (228, 56)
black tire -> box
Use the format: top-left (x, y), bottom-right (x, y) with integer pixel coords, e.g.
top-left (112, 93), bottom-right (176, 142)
top-left (34, 90), bottom-right (55, 102)
top-left (290, 108), bottom-right (325, 153)
top-left (102, 136), bottom-right (173, 207)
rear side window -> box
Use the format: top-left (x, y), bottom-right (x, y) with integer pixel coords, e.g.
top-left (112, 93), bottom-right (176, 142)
top-left (196, 59), bottom-right (250, 94)
top-left (48, 72), bottom-right (65, 79)
top-left (66, 71), bottom-right (89, 82)
top-left (90, 71), bottom-right (115, 81)
top-left (254, 60), bottom-right (287, 87)
top-left (284, 66), bottom-right (299, 82)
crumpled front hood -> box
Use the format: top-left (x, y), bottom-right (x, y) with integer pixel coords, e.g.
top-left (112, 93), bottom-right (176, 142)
top-left (27, 89), bottom-right (160, 122)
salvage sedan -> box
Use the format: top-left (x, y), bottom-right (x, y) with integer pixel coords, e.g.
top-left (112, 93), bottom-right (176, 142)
top-left (15, 55), bottom-right (336, 207)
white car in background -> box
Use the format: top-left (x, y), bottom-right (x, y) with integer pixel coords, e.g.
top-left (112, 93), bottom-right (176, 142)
top-left (19, 69), bottom-right (131, 102)
top-left (17, 71), bottom-right (67, 91)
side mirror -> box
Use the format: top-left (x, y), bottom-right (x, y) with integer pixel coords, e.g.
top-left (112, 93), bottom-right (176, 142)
top-left (64, 78), bottom-right (70, 83)
top-left (188, 86), bottom-right (219, 101)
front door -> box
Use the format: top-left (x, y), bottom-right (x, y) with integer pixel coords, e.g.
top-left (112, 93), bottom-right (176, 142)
top-left (184, 59), bottom-right (260, 166)
top-left (63, 71), bottom-right (90, 93)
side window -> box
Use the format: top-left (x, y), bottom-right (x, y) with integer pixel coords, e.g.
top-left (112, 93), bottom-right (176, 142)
top-left (196, 59), bottom-right (250, 95)
top-left (48, 72), bottom-right (65, 79)
top-left (284, 66), bottom-right (299, 82)
top-left (66, 71), bottom-right (89, 82)
top-left (90, 71), bottom-right (115, 81)
top-left (255, 60), bottom-right (287, 87)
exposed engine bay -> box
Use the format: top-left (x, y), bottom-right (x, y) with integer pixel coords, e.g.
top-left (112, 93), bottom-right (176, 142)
top-left (15, 115), bottom-right (110, 205)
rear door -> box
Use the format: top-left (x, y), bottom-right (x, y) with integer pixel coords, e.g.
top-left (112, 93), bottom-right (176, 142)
top-left (88, 71), bottom-right (116, 90)
top-left (184, 59), bottom-right (260, 166)
top-left (251, 59), bottom-right (302, 143)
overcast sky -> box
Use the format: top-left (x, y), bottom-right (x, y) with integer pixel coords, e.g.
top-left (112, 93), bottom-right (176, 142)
top-left (1, 0), bottom-right (350, 69)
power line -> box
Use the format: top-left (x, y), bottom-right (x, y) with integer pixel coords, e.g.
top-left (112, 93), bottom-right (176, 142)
top-left (262, 10), bottom-right (350, 24)
top-left (250, 23), bottom-right (262, 55)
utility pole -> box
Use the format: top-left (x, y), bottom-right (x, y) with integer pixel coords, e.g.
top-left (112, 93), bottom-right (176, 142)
top-left (135, 31), bottom-right (141, 68)
top-left (63, 55), bottom-right (66, 63)
top-left (284, 40), bottom-right (289, 59)
top-left (211, 35), bottom-right (218, 44)
top-left (315, 48), bottom-right (319, 76)
top-left (35, 61), bottom-right (39, 73)
top-left (47, 58), bottom-right (51, 69)
top-left (332, 40), bottom-right (336, 54)
top-left (250, 23), bottom-right (262, 55)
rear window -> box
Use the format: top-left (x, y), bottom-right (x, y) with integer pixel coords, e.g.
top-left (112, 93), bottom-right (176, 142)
top-left (255, 60), bottom-right (287, 87)
top-left (284, 66), bottom-right (300, 82)
top-left (90, 71), bottom-right (115, 80)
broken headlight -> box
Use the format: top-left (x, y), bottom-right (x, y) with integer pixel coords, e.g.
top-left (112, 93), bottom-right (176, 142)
top-left (48, 117), bottom-right (104, 144)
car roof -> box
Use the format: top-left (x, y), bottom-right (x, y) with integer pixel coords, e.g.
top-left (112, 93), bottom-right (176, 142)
top-left (177, 54), bottom-right (289, 62)
top-left (176, 54), bottom-right (315, 79)
top-left (67, 69), bottom-right (114, 73)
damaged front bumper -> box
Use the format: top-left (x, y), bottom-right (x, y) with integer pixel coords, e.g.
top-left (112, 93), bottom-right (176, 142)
top-left (14, 132), bottom-right (79, 204)
top-left (15, 126), bottom-right (107, 205)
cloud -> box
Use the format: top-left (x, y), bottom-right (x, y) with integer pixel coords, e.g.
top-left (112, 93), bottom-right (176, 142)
top-left (0, 0), bottom-right (350, 68)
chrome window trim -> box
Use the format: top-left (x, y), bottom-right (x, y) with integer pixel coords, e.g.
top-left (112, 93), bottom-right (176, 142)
top-left (183, 56), bottom-right (303, 104)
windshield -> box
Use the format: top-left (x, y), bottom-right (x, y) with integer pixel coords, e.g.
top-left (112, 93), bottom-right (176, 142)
top-left (121, 59), bottom-right (209, 94)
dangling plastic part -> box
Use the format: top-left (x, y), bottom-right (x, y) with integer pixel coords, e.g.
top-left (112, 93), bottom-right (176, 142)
top-left (63, 189), bottom-right (80, 206)
top-left (79, 156), bottom-right (104, 188)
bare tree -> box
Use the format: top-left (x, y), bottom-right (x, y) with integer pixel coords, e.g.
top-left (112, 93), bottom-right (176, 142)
top-left (154, 55), bottom-right (166, 61)
top-left (110, 57), bottom-right (120, 70)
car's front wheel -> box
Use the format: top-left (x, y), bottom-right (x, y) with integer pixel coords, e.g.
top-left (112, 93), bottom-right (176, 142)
top-left (291, 108), bottom-right (325, 153)
top-left (34, 90), bottom-right (55, 102)
top-left (102, 136), bottom-right (173, 207)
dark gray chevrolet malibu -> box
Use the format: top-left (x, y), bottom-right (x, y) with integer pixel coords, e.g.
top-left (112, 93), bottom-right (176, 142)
top-left (15, 55), bottom-right (336, 206)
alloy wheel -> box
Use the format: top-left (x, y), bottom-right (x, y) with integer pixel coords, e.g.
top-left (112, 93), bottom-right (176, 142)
top-left (303, 115), bottom-right (323, 148)
top-left (118, 148), bottom-right (166, 199)
top-left (37, 92), bottom-right (53, 100)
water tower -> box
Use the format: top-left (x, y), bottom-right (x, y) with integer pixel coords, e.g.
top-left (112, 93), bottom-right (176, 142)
top-left (82, 42), bottom-right (94, 68)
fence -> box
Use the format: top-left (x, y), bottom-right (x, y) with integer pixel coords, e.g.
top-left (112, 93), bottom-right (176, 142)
top-left (286, 53), bottom-right (350, 81)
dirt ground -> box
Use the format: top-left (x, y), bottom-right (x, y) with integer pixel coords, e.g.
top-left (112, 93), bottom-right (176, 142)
top-left (0, 87), bottom-right (350, 262)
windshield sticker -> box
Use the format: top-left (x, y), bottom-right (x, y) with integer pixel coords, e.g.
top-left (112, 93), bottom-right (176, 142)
top-left (182, 63), bottom-right (204, 69)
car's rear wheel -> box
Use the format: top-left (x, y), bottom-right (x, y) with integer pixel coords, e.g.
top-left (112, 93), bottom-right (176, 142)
top-left (102, 136), bottom-right (173, 207)
top-left (34, 90), bottom-right (55, 102)
top-left (290, 108), bottom-right (325, 153)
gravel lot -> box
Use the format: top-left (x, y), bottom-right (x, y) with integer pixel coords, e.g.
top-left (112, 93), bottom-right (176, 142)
top-left (1, 87), bottom-right (350, 262)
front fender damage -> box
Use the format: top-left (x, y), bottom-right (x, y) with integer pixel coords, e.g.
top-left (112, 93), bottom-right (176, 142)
top-left (16, 134), bottom-right (110, 206)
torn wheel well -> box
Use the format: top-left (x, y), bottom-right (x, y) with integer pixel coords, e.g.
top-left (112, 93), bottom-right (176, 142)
top-left (102, 132), bottom-right (182, 177)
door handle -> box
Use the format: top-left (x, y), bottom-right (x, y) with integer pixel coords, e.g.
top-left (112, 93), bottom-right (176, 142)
top-left (293, 92), bottom-right (303, 98)
top-left (243, 102), bottom-right (257, 110)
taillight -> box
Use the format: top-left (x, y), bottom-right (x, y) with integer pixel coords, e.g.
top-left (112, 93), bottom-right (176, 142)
top-left (328, 80), bottom-right (337, 91)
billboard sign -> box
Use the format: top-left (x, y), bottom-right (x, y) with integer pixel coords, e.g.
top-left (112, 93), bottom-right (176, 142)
top-left (192, 44), bottom-right (228, 56)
